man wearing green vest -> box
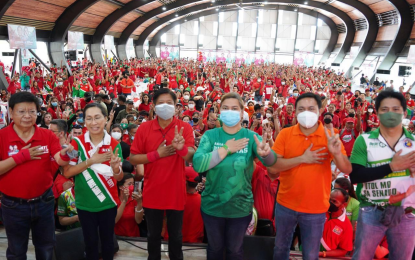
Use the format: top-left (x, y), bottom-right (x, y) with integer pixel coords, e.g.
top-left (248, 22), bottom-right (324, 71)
top-left (350, 90), bottom-right (415, 260)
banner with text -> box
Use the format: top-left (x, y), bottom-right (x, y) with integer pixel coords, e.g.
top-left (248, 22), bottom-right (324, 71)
top-left (7, 24), bottom-right (37, 49)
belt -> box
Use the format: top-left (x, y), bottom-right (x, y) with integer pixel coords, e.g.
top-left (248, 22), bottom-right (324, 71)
top-left (1, 188), bottom-right (52, 204)
top-left (376, 205), bottom-right (414, 214)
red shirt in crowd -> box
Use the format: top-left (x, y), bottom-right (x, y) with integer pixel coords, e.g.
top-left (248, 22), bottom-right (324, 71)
top-left (182, 192), bottom-right (204, 243)
top-left (321, 210), bottom-right (353, 252)
top-left (130, 117), bottom-right (194, 210)
top-left (114, 195), bottom-right (140, 237)
top-left (0, 123), bottom-right (62, 199)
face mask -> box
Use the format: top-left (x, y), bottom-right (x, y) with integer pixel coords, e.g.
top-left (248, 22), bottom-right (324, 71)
top-left (128, 185), bottom-right (134, 197)
top-left (155, 103), bottom-right (175, 120)
top-left (247, 82), bottom-right (250, 85)
top-left (193, 117), bottom-right (199, 123)
top-left (189, 104), bottom-right (195, 109)
top-left (257, 79), bottom-right (261, 82)
top-left (266, 113), bottom-right (272, 118)
top-left (349, 113), bottom-right (355, 118)
top-left (58, 82), bottom-right (63, 86)
top-left (293, 93), bottom-right (299, 97)
top-left (121, 123), bottom-right (128, 129)
top-left (52, 102), bottom-right (58, 107)
top-left (111, 132), bottom-right (122, 140)
top-left (297, 111), bottom-right (318, 129)
top-left (90, 76), bottom-right (94, 79)
top-left (220, 110), bottom-right (241, 127)
top-left (85, 97), bottom-right (92, 102)
top-left (184, 95), bottom-right (190, 100)
top-left (282, 82), bottom-right (285, 85)
top-left (328, 202), bottom-right (339, 213)
top-left (77, 118), bottom-right (84, 124)
top-left (133, 116), bottom-right (137, 121)
top-left (368, 109), bottom-right (373, 113)
top-left (130, 135), bottom-right (135, 141)
top-left (354, 94), bottom-right (358, 98)
top-left (379, 112), bottom-right (403, 128)
top-left (324, 118), bottom-right (332, 124)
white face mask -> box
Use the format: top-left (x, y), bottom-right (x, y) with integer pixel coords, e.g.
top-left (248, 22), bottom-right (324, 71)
top-left (184, 95), bottom-right (190, 100)
top-left (111, 132), bottom-right (122, 140)
top-left (282, 82), bottom-right (285, 85)
top-left (258, 79), bottom-right (261, 82)
top-left (189, 104), bottom-right (195, 109)
top-left (297, 111), bottom-right (318, 129)
top-left (368, 109), bottom-right (373, 113)
top-left (247, 82), bottom-right (250, 85)
top-left (266, 113), bottom-right (272, 118)
top-left (155, 103), bottom-right (175, 120)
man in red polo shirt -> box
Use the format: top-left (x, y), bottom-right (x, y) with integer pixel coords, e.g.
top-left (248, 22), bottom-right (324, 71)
top-left (0, 92), bottom-right (72, 259)
top-left (120, 73), bottom-right (134, 96)
top-left (339, 117), bottom-right (361, 157)
top-left (130, 88), bottom-right (195, 260)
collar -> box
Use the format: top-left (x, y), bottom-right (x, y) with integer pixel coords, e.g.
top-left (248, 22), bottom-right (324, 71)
top-left (336, 208), bottom-right (347, 222)
top-left (84, 130), bottom-right (111, 147)
top-left (369, 127), bottom-right (414, 141)
top-left (9, 122), bottom-right (42, 142)
top-left (292, 121), bottom-right (325, 137)
top-left (152, 117), bottom-right (177, 131)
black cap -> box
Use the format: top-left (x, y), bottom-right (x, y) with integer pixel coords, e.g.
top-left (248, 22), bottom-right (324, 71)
top-left (126, 100), bottom-right (134, 104)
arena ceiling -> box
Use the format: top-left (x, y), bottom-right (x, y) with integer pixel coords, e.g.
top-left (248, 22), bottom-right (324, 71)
top-left (0, 0), bottom-right (414, 75)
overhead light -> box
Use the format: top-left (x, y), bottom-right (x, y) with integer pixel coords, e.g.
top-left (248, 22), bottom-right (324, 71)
top-left (162, 6), bottom-right (166, 10)
top-left (175, 14), bottom-right (178, 17)
top-left (304, 1), bottom-right (308, 4)
top-left (294, 8), bottom-right (298, 11)
top-left (216, 8), bottom-right (219, 11)
top-left (185, 19), bottom-right (187, 21)
top-left (211, 0), bottom-right (215, 2)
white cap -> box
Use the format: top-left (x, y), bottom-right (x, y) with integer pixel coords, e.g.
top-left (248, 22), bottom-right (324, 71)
top-left (196, 86), bottom-right (204, 92)
top-left (262, 119), bottom-right (269, 125)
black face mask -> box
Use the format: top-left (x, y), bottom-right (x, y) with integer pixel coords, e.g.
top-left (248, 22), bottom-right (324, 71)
top-left (85, 97), bottom-right (92, 102)
top-left (354, 94), bottom-right (358, 98)
top-left (324, 118), bottom-right (332, 124)
top-left (349, 113), bottom-right (355, 118)
top-left (328, 202), bottom-right (339, 213)
top-left (335, 109), bottom-right (340, 113)
top-left (193, 118), bottom-right (199, 123)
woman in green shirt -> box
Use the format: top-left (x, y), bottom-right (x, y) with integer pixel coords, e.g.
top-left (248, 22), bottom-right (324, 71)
top-left (334, 178), bottom-right (360, 232)
top-left (193, 92), bottom-right (277, 260)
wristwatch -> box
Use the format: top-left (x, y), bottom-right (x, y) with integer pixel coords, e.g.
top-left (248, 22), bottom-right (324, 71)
top-left (222, 144), bottom-right (232, 156)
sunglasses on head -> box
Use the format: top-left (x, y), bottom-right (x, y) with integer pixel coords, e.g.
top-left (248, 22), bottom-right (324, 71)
top-left (73, 125), bottom-right (83, 129)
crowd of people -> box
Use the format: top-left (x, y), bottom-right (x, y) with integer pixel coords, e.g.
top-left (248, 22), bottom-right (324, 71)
top-left (0, 57), bottom-right (414, 260)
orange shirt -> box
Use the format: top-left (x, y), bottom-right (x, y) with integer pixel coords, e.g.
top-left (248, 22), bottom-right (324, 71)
top-left (121, 78), bottom-right (134, 94)
top-left (272, 122), bottom-right (346, 214)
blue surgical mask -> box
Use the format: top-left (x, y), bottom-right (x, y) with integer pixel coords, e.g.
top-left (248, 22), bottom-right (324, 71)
top-left (134, 116), bottom-right (137, 121)
top-left (130, 136), bottom-right (134, 141)
top-left (220, 110), bottom-right (241, 127)
top-left (52, 102), bottom-right (58, 107)
top-left (77, 118), bottom-right (84, 124)
top-left (293, 93), bottom-right (299, 97)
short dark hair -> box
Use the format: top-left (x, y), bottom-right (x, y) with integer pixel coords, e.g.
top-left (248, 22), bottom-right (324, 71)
top-left (375, 90), bottom-right (406, 112)
top-left (153, 88), bottom-right (177, 104)
top-left (50, 119), bottom-right (68, 133)
top-left (127, 123), bottom-right (138, 132)
top-left (111, 124), bottom-right (122, 132)
top-left (83, 103), bottom-right (108, 117)
top-left (295, 93), bottom-right (322, 109)
top-left (9, 92), bottom-right (39, 110)
top-left (323, 112), bottom-right (333, 119)
top-left (293, 89), bottom-right (299, 92)
top-left (254, 104), bottom-right (261, 111)
top-left (118, 95), bottom-right (127, 103)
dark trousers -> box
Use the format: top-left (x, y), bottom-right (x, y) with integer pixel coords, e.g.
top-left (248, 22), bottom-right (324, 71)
top-left (144, 208), bottom-right (184, 260)
top-left (0, 189), bottom-right (56, 260)
top-left (77, 207), bottom-right (117, 260)
top-left (201, 211), bottom-right (252, 260)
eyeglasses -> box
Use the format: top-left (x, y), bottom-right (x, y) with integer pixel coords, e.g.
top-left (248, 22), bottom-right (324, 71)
top-left (15, 110), bottom-right (37, 117)
top-left (208, 119), bottom-right (217, 123)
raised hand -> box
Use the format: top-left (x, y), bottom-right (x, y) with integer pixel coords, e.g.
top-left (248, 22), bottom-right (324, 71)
top-left (109, 110), bottom-right (115, 121)
top-left (324, 127), bottom-right (342, 156)
top-left (132, 189), bottom-right (143, 203)
top-left (301, 143), bottom-right (328, 164)
top-left (254, 131), bottom-right (271, 158)
top-left (120, 186), bottom-right (129, 203)
top-left (171, 126), bottom-right (185, 151)
top-left (61, 135), bottom-right (74, 155)
top-left (225, 138), bottom-right (249, 154)
top-left (110, 147), bottom-right (122, 170)
top-left (157, 140), bottom-right (176, 158)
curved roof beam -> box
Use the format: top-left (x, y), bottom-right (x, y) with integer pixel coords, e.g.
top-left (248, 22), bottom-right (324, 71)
top-left (140, 0), bottom-right (354, 59)
top-left (146, 5), bottom-right (338, 64)
top-left (48, 0), bottom-right (100, 73)
top-left (336, 0), bottom-right (378, 77)
top-left (91, 0), bottom-right (157, 63)
top-left (118, 0), bottom-right (199, 60)
top-left (0, 0), bottom-right (15, 19)
top-left (376, 0), bottom-right (413, 72)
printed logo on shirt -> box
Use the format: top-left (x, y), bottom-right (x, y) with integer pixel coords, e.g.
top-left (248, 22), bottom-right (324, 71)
top-left (213, 142), bottom-right (248, 154)
top-left (369, 142), bottom-right (379, 148)
top-left (332, 226), bottom-right (343, 235)
top-left (342, 134), bottom-right (352, 143)
top-left (404, 139), bottom-right (413, 148)
top-left (38, 145), bottom-right (49, 154)
top-left (8, 145), bottom-right (19, 156)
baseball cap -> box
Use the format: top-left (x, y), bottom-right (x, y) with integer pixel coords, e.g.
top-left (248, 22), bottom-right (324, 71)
top-left (126, 100), bottom-right (134, 104)
top-left (185, 167), bottom-right (200, 183)
top-left (344, 118), bottom-right (355, 124)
